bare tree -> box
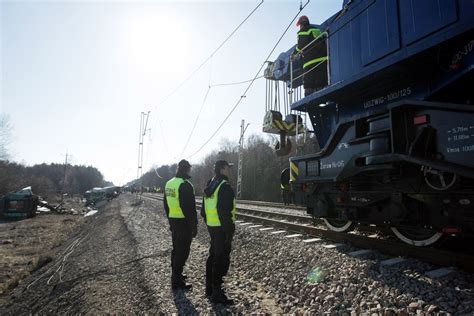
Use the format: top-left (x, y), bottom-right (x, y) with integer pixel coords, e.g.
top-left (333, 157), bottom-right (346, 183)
top-left (0, 114), bottom-right (12, 160)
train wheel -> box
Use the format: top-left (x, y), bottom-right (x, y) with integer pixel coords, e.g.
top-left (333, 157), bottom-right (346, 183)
top-left (322, 218), bottom-right (354, 232)
top-left (390, 226), bottom-right (443, 246)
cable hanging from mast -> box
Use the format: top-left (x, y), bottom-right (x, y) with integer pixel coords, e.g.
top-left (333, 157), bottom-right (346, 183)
top-left (186, 0), bottom-right (311, 159)
top-left (179, 86), bottom-right (212, 158)
top-left (147, 0), bottom-right (264, 163)
top-left (152, 0), bottom-right (264, 111)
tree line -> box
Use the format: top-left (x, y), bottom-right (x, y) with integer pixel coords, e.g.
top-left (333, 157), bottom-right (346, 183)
top-left (0, 161), bottom-right (109, 198)
top-left (135, 134), bottom-right (299, 202)
top-left (0, 114), bottom-right (109, 198)
top-left (1, 111), bottom-right (317, 202)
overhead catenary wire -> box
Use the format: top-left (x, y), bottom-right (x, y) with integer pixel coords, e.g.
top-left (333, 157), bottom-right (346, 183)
top-left (210, 75), bottom-right (264, 88)
top-left (146, 73), bottom-right (266, 175)
top-left (152, 0), bottom-right (265, 112)
top-left (179, 86), bottom-right (212, 158)
top-left (185, 0), bottom-right (311, 160)
top-left (180, 74), bottom-right (266, 158)
top-left (144, 0), bottom-right (265, 170)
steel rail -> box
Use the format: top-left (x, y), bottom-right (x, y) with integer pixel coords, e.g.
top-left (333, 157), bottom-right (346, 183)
top-left (142, 193), bottom-right (382, 234)
top-left (236, 212), bottom-right (474, 273)
top-left (236, 199), bottom-right (306, 210)
top-left (142, 193), bottom-right (377, 230)
top-left (142, 193), bottom-right (305, 211)
top-left (141, 193), bottom-right (474, 272)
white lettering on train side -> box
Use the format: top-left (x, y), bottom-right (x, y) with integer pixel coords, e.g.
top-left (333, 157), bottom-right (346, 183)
top-left (451, 39), bottom-right (474, 64)
top-left (320, 160), bottom-right (345, 170)
top-left (364, 87), bottom-right (412, 109)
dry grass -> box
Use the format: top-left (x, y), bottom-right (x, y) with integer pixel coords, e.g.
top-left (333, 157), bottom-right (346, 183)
top-left (0, 198), bottom-right (85, 296)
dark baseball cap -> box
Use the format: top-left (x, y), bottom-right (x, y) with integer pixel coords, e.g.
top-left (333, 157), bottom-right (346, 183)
top-left (178, 159), bottom-right (192, 169)
top-left (214, 160), bottom-right (234, 171)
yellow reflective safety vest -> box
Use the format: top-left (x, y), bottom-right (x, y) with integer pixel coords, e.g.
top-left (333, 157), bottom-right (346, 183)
top-left (165, 177), bottom-right (194, 218)
top-left (204, 180), bottom-right (236, 227)
top-left (296, 27), bottom-right (328, 69)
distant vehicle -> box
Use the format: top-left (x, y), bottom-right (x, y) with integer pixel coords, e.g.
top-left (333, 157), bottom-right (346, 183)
top-left (0, 187), bottom-right (39, 220)
top-left (84, 186), bottom-right (121, 206)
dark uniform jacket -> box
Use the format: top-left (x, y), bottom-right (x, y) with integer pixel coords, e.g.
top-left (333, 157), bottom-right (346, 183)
top-left (296, 24), bottom-right (327, 68)
top-left (163, 172), bottom-right (197, 232)
top-left (201, 175), bottom-right (235, 234)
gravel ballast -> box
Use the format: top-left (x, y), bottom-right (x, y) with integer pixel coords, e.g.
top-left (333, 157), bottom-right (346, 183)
top-left (1, 193), bottom-right (473, 314)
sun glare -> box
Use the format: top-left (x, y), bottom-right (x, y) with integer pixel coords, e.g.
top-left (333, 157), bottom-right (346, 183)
top-left (124, 11), bottom-right (188, 74)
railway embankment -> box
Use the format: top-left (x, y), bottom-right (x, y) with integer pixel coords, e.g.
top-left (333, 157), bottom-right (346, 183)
top-left (1, 194), bottom-right (473, 314)
top-left (0, 196), bottom-right (87, 298)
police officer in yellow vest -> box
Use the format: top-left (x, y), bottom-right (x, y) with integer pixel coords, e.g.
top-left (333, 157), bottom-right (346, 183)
top-left (164, 159), bottom-right (197, 290)
top-left (201, 160), bottom-right (236, 305)
top-left (294, 15), bottom-right (328, 96)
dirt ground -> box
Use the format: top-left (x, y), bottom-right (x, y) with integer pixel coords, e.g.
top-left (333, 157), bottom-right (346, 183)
top-left (1, 193), bottom-right (473, 314)
top-left (0, 197), bottom-right (88, 296)
top-left (0, 194), bottom-right (282, 314)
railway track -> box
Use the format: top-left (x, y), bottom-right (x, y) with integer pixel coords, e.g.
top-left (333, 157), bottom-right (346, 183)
top-left (235, 199), bottom-right (305, 210)
top-left (140, 193), bottom-right (474, 273)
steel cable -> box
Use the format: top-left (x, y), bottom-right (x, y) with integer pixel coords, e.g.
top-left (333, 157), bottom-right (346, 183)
top-left (179, 86), bottom-right (212, 158)
top-left (145, 0), bottom-right (265, 170)
top-left (186, 0), bottom-right (311, 159)
top-left (152, 0), bottom-right (264, 112)
top-left (210, 75), bottom-right (264, 88)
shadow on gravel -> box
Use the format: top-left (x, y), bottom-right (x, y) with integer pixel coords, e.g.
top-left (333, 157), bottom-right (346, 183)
top-left (172, 289), bottom-right (198, 315)
top-left (210, 301), bottom-right (234, 315)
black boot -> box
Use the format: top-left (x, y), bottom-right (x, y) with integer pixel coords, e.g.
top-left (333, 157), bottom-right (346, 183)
top-left (205, 277), bottom-right (212, 297)
top-left (172, 275), bottom-right (192, 291)
top-left (172, 281), bottom-right (192, 291)
top-left (211, 288), bottom-right (234, 305)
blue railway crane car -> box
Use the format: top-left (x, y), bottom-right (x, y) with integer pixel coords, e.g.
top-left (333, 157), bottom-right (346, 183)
top-left (264, 0), bottom-right (474, 246)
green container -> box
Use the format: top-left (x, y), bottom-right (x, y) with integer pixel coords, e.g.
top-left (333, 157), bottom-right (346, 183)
top-left (0, 190), bottom-right (38, 220)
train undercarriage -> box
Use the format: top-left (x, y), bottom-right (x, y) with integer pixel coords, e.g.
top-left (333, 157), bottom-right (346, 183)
top-left (289, 101), bottom-right (474, 246)
top-left (300, 169), bottom-right (474, 246)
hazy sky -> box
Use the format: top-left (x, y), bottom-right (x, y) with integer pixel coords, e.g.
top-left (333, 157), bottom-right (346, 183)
top-left (1, 0), bottom-right (341, 185)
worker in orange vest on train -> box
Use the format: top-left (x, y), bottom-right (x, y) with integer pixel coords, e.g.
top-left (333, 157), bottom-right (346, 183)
top-left (164, 159), bottom-right (197, 290)
top-left (294, 15), bottom-right (328, 96)
top-left (201, 160), bottom-right (236, 305)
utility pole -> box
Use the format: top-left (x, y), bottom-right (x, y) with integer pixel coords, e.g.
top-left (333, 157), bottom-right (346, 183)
top-left (61, 150), bottom-right (68, 203)
top-left (137, 111), bottom-right (150, 195)
top-left (237, 119), bottom-right (249, 199)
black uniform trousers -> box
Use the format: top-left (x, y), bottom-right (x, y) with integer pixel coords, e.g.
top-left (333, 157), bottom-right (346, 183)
top-left (170, 219), bottom-right (193, 282)
top-left (303, 60), bottom-right (328, 92)
top-left (206, 227), bottom-right (233, 289)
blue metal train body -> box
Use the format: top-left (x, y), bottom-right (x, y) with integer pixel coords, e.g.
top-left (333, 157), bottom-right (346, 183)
top-left (266, 0), bottom-right (474, 245)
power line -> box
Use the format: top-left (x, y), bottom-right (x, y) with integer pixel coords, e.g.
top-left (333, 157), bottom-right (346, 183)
top-left (179, 86), bottom-right (212, 158)
top-left (186, 0), bottom-right (311, 159)
top-left (210, 75), bottom-right (265, 88)
top-left (146, 0), bottom-right (265, 165)
top-left (152, 0), bottom-right (264, 112)
top-left (179, 75), bottom-right (265, 158)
